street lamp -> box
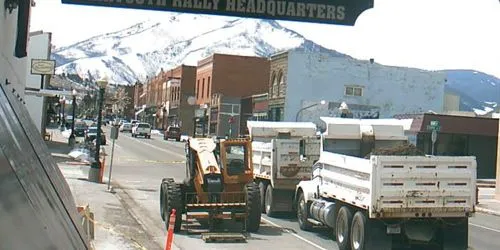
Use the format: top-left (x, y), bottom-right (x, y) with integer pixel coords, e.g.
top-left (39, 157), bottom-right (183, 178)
top-left (59, 96), bottom-right (66, 131)
top-left (68, 89), bottom-right (78, 146)
top-left (295, 100), bottom-right (326, 122)
top-left (88, 76), bottom-right (108, 183)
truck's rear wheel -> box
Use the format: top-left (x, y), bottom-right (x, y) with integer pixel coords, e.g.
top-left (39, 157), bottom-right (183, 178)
top-left (162, 180), bottom-right (183, 232)
top-left (259, 181), bottom-right (267, 213)
top-left (296, 191), bottom-right (313, 231)
top-left (336, 206), bottom-right (353, 250)
top-left (350, 211), bottom-right (392, 250)
top-left (245, 182), bottom-right (261, 232)
top-left (265, 185), bottom-right (277, 217)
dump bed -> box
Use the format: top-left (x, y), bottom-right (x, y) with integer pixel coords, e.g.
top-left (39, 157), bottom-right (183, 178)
top-left (317, 152), bottom-right (476, 219)
top-left (253, 138), bottom-right (320, 181)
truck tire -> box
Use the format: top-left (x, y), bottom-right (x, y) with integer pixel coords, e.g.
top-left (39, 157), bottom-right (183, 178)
top-left (160, 178), bottom-right (174, 220)
top-left (265, 185), bottom-right (277, 217)
top-left (350, 211), bottom-right (392, 250)
top-left (259, 182), bottom-right (267, 213)
top-left (162, 180), bottom-right (183, 232)
top-left (336, 206), bottom-right (353, 250)
top-left (245, 182), bottom-right (261, 232)
top-left (296, 191), bottom-right (313, 231)
top-left (442, 218), bottom-right (468, 250)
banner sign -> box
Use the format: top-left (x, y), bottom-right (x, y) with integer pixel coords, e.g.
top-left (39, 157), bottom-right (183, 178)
top-left (61, 0), bottom-right (374, 26)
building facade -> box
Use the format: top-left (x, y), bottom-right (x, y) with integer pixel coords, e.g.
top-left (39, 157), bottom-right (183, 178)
top-left (240, 93), bottom-right (269, 135)
top-left (268, 52), bottom-right (288, 122)
top-left (396, 113), bottom-right (499, 179)
top-left (194, 53), bottom-right (270, 136)
top-left (1, 3), bottom-right (29, 99)
top-left (133, 65), bottom-right (196, 134)
top-left (24, 31), bottom-right (52, 135)
top-left (271, 49), bottom-right (446, 124)
top-left (195, 54), bottom-right (270, 105)
top-left (159, 65), bottom-right (197, 135)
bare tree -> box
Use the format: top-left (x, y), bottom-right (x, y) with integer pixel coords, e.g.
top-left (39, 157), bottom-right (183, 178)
top-left (112, 87), bottom-right (132, 116)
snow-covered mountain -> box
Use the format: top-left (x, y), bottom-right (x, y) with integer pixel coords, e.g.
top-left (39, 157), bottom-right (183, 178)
top-left (52, 13), bottom-right (499, 115)
top-left (443, 70), bottom-right (500, 115)
top-left (52, 13), bottom-right (340, 84)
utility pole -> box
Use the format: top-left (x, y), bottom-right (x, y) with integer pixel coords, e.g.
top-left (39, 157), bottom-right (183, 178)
top-left (68, 89), bottom-right (77, 146)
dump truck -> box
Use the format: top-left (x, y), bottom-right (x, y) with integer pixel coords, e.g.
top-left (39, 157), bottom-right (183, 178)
top-left (295, 117), bottom-right (476, 250)
top-left (160, 137), bottom-right (261, 233)
top-left (247, 121), bottom-right (321, 216)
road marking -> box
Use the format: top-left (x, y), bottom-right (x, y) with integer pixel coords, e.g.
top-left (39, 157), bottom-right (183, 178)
top-left (469, 222), bottom-right (500, 233)
top-left (120, 134), bottom-right (184, 158)
top-left (261, 217), bottom-right (327, 250)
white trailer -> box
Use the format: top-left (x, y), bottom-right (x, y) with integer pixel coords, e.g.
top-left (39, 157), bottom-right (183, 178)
top-left (295, 117), bottom-right (476, 250)
top-left (247, 121), bottom-right (321, 216)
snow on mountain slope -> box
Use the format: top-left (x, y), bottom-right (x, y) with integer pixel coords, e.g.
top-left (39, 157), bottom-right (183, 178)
top-left (443, 70), bottom-right (500, 114)
top-left (52, 13), bottom-right (337, 84)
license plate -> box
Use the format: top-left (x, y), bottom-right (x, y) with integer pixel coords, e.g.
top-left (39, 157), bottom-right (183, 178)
top-left (387, 224), bottom-right (401, 234)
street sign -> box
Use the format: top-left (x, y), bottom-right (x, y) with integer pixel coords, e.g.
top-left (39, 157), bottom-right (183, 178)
top-left (426, 125), bottom-right (441, 132)
top-left (110, 126), bottom-right (119, 140)
top-left (61, 0), bottom-right (374, 26)
top-left (427, 120), bottom-right (441, 132)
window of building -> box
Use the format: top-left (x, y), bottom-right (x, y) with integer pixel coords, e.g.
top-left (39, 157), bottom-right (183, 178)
top-left (345, 86), bottom-right (363, 97)
top-left (196, 80), bottom-right (200, 99)
top-left (201, 78), bottom-right (205, 98)
top-left (207, 77), bottom-right (211, 99)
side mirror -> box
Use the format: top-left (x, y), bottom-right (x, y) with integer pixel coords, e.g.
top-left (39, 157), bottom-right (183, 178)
top-left (299, 139), bottom-right (306, 161)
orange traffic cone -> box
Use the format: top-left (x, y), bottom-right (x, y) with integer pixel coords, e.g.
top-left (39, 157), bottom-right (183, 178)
top-left (165, 209), bottom-right (176, 250)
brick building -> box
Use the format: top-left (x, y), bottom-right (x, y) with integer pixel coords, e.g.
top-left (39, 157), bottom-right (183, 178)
top-left (194, 54), bottom-right (270, 136)
top-left (159, 65), bottom-right (197, 134)
top-left (268, 51), bottom-right (288, 121)
top-left (133, 65), bottom-right (197, 134)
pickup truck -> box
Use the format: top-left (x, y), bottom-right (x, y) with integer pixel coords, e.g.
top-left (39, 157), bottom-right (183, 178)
top-left (132, 123), bottom-right (151, 138)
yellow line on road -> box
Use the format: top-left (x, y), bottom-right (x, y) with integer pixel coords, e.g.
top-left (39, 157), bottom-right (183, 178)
top-left (119, 158), bottom-right (185, 164)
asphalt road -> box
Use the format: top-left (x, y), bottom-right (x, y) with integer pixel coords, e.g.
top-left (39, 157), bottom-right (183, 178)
top-left (103, 132), bottom-right (500, 250)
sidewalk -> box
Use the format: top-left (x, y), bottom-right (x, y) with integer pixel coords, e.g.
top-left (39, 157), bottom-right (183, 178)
top-left (46, 129), bottom-right (162, 250)
top-left (477, 187), bottom-right (500, 216)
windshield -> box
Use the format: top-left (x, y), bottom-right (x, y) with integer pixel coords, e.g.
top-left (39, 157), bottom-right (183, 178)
top-left (224, 144), bottom-right (247, 176)
top-left (137, 123), bottom-right (150, 128)
top-left (169, 127), bottom-right (180, 132)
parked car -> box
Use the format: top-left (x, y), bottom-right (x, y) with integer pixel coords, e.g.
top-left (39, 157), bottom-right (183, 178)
top-left (164, 126), bottom-right (181, 141)
top-left (180, 133), bottom-right (189, 142)
top-left (85, 127), bottom-right (107, 145)
top-left (74, 122), bottom-right (88, 137)
top-left (120, 123), bottom-right (133, 133)
top-left (132, 123), bottom-right (151, 138)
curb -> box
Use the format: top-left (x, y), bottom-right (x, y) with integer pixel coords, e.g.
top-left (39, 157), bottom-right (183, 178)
top-left (476, 206), bottom-right (500, 217)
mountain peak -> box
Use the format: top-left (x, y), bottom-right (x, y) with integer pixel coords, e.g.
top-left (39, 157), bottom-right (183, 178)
top-left (52, 15), bottom-right (339, 84)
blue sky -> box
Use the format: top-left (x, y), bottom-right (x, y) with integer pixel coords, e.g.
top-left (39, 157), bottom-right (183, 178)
top-left (31, 0), bottom-right (500, 78)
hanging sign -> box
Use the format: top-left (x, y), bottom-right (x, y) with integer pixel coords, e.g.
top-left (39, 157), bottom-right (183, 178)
top-left (61, 0), bottom-right (374, 26)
